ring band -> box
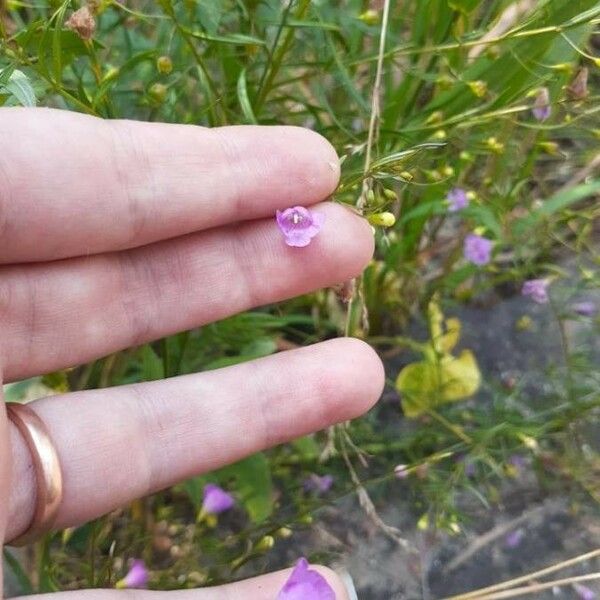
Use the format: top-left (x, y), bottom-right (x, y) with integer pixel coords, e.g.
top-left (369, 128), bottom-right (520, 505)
top-left (6, 402), bottom-right (63, 546)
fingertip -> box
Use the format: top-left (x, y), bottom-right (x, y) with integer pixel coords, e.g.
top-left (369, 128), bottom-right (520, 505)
top-left (284, 126), bottom-right (341, 197)
top-left (317, 338), bottom-right (384, 419)
top-left (316, 202), bottom-right (375, 278)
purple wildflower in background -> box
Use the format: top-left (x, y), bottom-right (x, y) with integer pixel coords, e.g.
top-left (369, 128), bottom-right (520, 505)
top-left (521, 279), bottom-right (549, 304)
top-left (202, 484), bottom-right (235, 515)
top-left (573, 301), bottom-right (597, 317)
top-left (277, 558), bottom-right (336, 600)
top-left (532, 87), bottom-right (551, 122)
top-left (447, 188), bottom-right (469, 212)
top-left (276, 206), bottom-right (325, 247)
top-left (504, 529), bottom-right (524, 549)
top-left (304, 474), bottom-right (334, 495)
top-left (574, 583), bottom-right (597, 600)
top-left (116, 560), bottom-right (149, 589)
top-left (464, 233), bottom-right (493, 266)
top-left (394, 464), bottom-right (409, 479)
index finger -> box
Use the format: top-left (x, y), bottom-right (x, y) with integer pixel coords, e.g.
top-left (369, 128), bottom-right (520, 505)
top-left (0, 108), bottom-right (339, 263)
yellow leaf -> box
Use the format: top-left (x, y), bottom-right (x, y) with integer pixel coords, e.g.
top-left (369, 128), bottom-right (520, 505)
top-left (440, 317), bottom-right (461, 352)
top-left (396, 361), bottom-right (439, 418)
top-left (438, 350), bottom-right (481, 400)
top-left (396, 351), bottom-right (481, 418)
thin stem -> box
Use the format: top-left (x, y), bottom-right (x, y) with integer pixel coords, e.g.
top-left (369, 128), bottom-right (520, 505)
top-left (359, 0), bottom-right (392, 209)
top-left (255, 0), bottom-right (311, 112)
top-left (443, 548), bottom-right (600, 600)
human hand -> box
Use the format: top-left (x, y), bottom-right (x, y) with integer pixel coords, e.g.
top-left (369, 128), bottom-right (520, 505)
top-left (0, 108), bottom-right (383, 598)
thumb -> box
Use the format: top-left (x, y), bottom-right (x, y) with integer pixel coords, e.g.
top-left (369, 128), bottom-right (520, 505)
top-left (0, 379), bottom-right (11, 596)
top-left (13, 565), bottom-right (350, 599)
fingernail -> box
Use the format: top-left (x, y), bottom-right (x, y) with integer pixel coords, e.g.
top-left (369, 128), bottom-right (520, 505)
top-left (336, 569), bottom-right (358, 600)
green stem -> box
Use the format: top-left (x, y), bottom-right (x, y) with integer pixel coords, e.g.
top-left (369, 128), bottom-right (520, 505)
top-left (255, 0), bottom-right (311, 113)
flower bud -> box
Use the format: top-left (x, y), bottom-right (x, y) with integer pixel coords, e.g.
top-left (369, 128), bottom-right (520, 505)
top-left (65, 6), bottom-right (96, 40)
top-left (426, 110), bottom-right (444, 125)
top-left (383, 188), bottom-right (397, 201)
top-left (358, 9), bottom-right (380, 25)
top-left (149, 83), bottom-right (167, 104)
top-left (468, 80), bottom-right (487, 98)
top-left (368, 212), bottom-right (396, 227)
top-left (254, 535), bottom-right (275, 552)
top-left (566, 67), bottom-right (588, 101)
top-left (156, 55), bottom-right (173, 75)
top-left (486, 137), bottom-right (504, 154)
top-left (537, 141), bottom-right (559, 155)
top-left (275, 526), bottom-right (293, 539)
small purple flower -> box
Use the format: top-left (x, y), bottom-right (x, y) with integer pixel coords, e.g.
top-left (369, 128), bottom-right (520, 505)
top-left (572, 301), bottom-right (597, 317)
top-left (507, 454), bottom-right (527, 478)
top-left (522, 279), bottom-right (549, 304)
top-left (464, 233), bottom-right (493, 266)
top-left (276, 206), bottom-right (325, 248)
top-left (304, 474), bottom-right (334, 495)
top-left (464, 460), bottom-right (476, 478)
top-left (116, 560), bottom-right (148, 589)
top-left (574, 583), bottom-right (597, 600)
top-left (447, 188), bottom-right (469, 212)
top-left (202, 483), bottom-right (235, 515)
top-left (504, 529), bottom-right (524, 549)
top-left (394, 464), bottom-right (409, 479)
top-left (277, 558), bottom-right (336, 600)
top-left (532, 87), bottom-right (551, 122)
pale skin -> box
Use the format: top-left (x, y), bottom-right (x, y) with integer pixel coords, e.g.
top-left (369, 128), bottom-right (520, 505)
top-left (0, 108), bottom-right (385, 599)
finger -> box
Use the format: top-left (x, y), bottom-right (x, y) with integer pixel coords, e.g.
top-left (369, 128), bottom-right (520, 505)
top-left (0, 395), bottom-right (9, 586)
top-left (1, 202), bottom-right (373, 381)
top-left (19, 566), bottom-right (349, 599)
top-left (0, 108), bottom-right (339, 263)
top-left (6, 338), bottom-right (383, 540)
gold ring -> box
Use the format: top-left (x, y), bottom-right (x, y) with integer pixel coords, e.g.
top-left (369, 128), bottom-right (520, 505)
top-left (6, 402), bottom-right (63, 546)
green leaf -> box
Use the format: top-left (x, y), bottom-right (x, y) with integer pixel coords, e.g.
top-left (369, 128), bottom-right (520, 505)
top-left (184, 28), bottom-right (265, 46)
top-left (236, 68), bottom-right (257, 124)
top-left (0, 70), bottom-right (36, 107)
top-left (3, 549), bottom-right (33, 594)
top-left (292, 435), bottom-right (321, 459)
top-left (141, 345), bottom-right (164, 381)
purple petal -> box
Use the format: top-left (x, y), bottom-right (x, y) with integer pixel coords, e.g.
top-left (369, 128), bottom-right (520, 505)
top-left (394, 464), bottom-right (409, 479)
top-left (120, 560), bottom-right (149, 589)
top-left (504, 529), bottom-right (524, 549)
top-left (304, 474), bottom-right (334, 494)
top-left (574, 583), bottom-right (597, 600)
top-left (276, 206), bottom-right (324, 248)
top-left (284, 231), bottom-right (313, 247)
top-left (532, 87), bottom-right (551, 122)
top-left (572, 301), bottom-right (596, 317)
top-left (521, 279), bottom-right (549, 304)
top-left (277, 558), bottom-right (336, 600)
top-left (202, 483), bottom-right (235, 515)
top-left (464, 234), bottom-right (492, 266)
top-left (447, 188), bottom-right (469, 212)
